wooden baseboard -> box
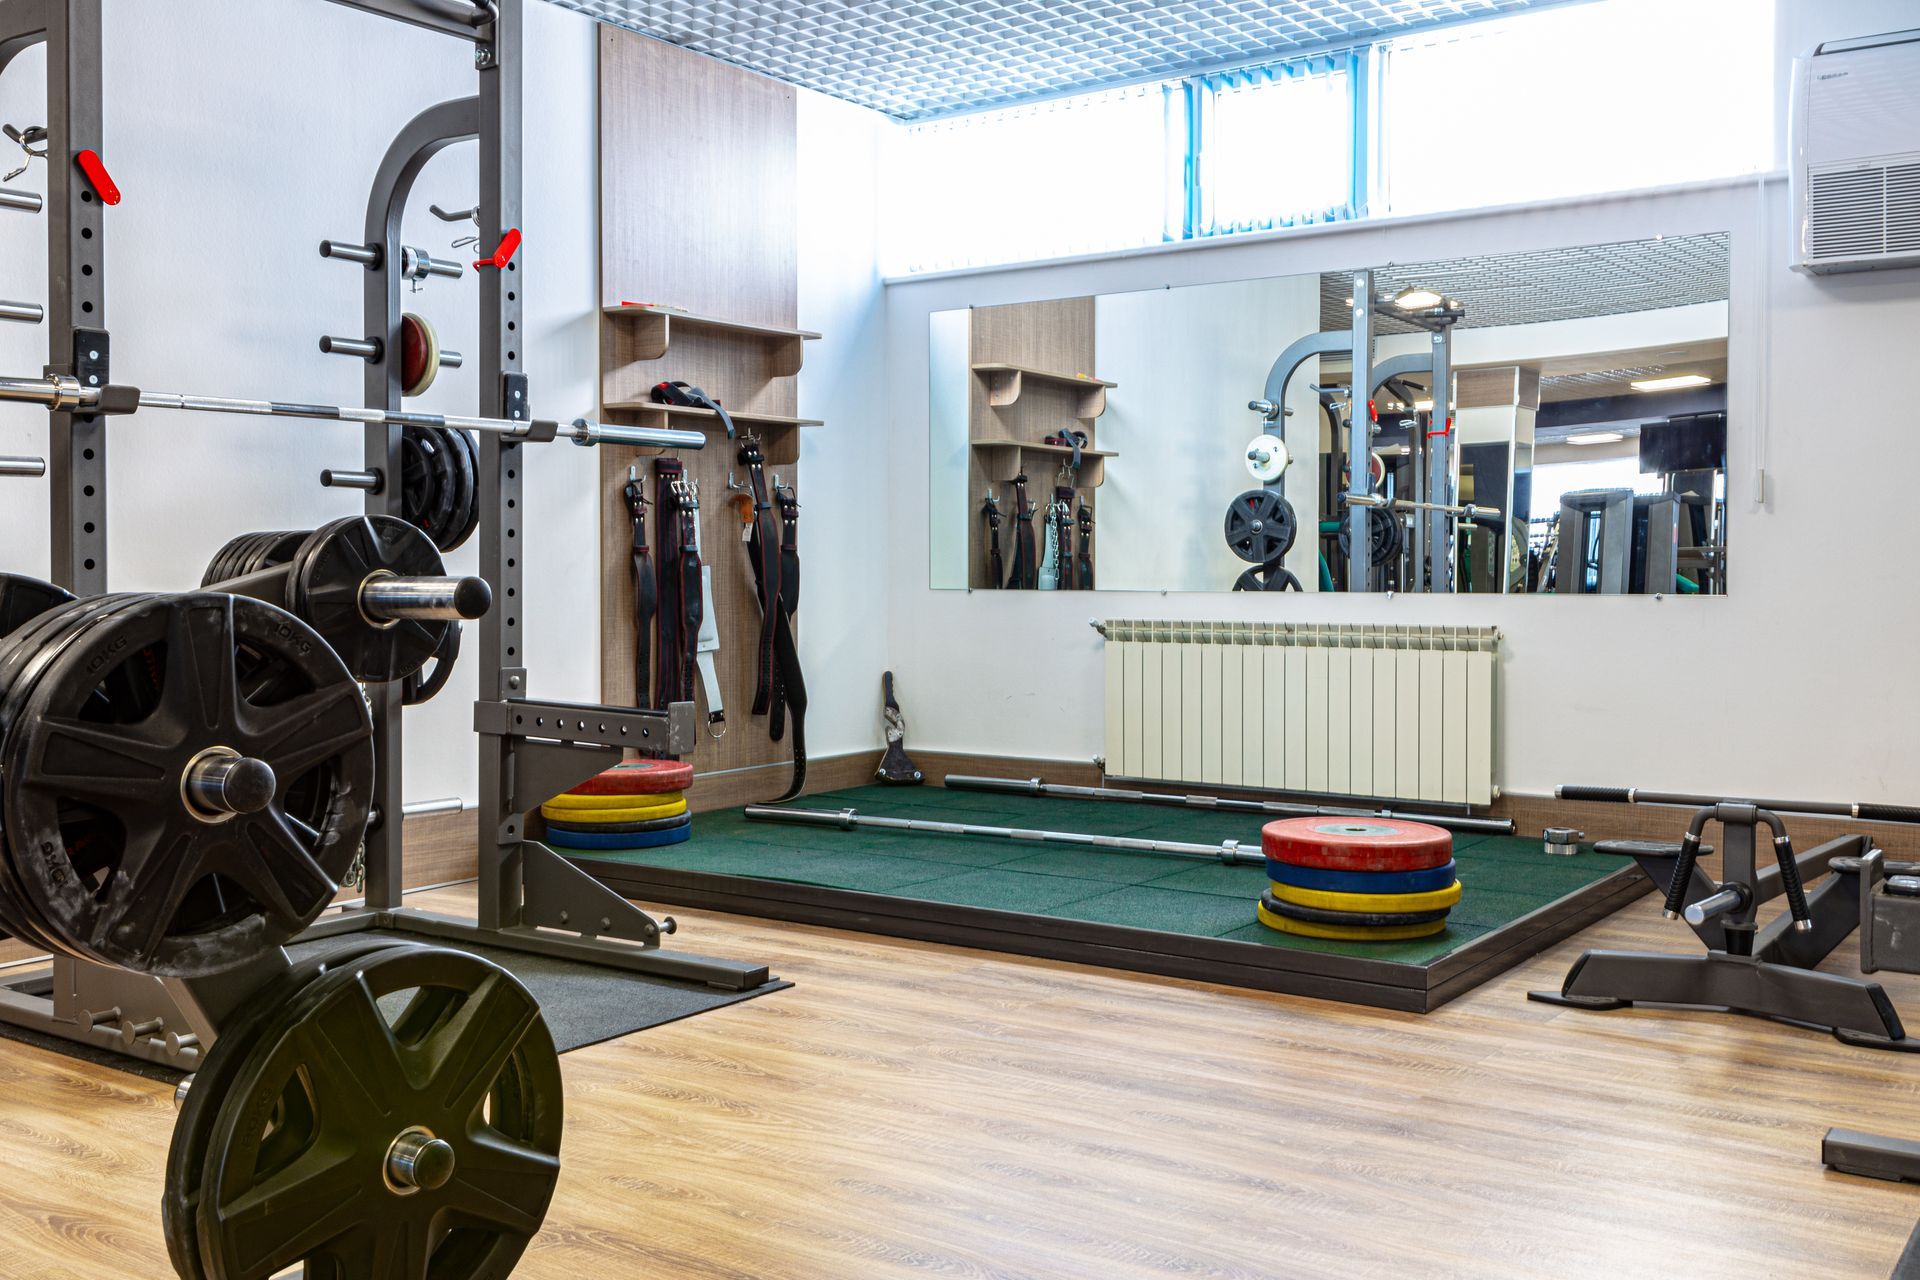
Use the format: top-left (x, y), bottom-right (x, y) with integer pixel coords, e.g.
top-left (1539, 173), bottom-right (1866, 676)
top-left (687, 750), bottom-right (884, 814)
top-left (399, 808), bottom-right (480, 887)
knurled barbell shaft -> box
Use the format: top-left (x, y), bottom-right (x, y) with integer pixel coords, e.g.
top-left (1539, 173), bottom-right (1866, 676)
top-left (0, 372), bottom-right (705, 450)
top-left (744, 804), bottom-right (1264, 866)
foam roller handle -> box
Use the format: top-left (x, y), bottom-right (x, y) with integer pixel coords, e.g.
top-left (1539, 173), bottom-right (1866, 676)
top-left (1856, 804), bottom-right (1920, 826)
top-left (1663, 808), bottom-right (1713, 919)
top-left (1556, 786), bottom-right (1632, 804)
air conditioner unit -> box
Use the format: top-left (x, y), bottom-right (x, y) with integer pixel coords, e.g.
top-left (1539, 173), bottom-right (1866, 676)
top-left (1791, 28), bottom-right (1920, 274)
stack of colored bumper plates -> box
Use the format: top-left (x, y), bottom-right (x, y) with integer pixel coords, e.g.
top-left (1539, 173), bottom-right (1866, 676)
top-left (538, 759), bottom-right (695, 852)
top-left (1257, 817), bottom-right (1461, 941)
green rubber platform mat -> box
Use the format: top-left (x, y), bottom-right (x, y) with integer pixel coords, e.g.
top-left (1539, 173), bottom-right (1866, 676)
top-left (579, 786), bottom-right (1623, 966)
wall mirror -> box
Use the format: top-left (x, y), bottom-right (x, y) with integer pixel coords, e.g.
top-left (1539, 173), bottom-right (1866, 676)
top-left (927, 232), bottom-right (1730, 596)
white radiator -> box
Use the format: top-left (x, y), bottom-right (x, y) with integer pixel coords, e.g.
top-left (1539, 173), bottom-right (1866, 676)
top-left (1100, 621), bottom-right (1500, 806)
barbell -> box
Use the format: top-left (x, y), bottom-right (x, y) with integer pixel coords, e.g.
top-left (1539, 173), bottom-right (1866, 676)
top-left (0, 371), bottom-right (705, 451)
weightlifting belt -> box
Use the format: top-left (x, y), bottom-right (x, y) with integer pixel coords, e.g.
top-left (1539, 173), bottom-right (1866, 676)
top-left (759, 484), bottom-right (807, 801)
top-left (981, 492), bottom-right (1005, 588)
top-left (1008, 475), bottom-right (1037, 590)
top-left (653, 459), bottom-right (702, 705)
top-left (739, 438), bottom-right (782, 716)
top-left (1037, 497), bottom-right (1060, 591)
top-left (623, 467), bottom-right (655, 706)
top-left (688, 515), bottom-right (725, 737)
top-left (651, 380), bottom-right (736, 441)
top-left (1054, 485), bottom-right (1077, 591)
top-left (1076, 501), bottom-right (1094, 590)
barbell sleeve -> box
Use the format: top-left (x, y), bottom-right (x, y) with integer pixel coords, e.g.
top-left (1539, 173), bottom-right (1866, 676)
top-left (319, 336), bottom-right (381, 361)
top-left (0, 300), bottom-right (44, 324)
top-left (0, 456), bottom-right (45, 477)
top-left (358, 574), bottom-right (491, 622)
top-left (1682, 885), bottom-right (1747, 927)
top-left (0, 188), bottom-right (41, 213)
top-left (320, 468), bottom-right (383, 491)
top-left (319, 239), bottom-right (380, 266)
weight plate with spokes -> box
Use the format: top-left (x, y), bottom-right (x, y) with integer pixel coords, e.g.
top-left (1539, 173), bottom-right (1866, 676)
top-left (1232, 564), bottom-right (1302, 592)
top-left (194, 944), bottom-right (563, 1280)
top-left (435, 426), bottom-right (477, 553)
top-left (0, 573), bottom-right (77, 639)
top-left (164, 938), bottom-right (407, 1280)
top-left (290, 515), bottom-right (450, 684)
top-left (1336, 505), bottom-right (1403, 568)
top-left (0, 592), bottom-right (373, 975)
top-left (401, 621), bottom-right (462, 707)
top-left (1224, 489), bottom-right (1298, 564)
top-left (446, 427), bottom-right (480, 552)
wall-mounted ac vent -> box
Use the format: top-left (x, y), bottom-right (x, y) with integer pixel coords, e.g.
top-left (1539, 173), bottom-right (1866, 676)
top-left (1792, 29), bottom-right (1920, 274)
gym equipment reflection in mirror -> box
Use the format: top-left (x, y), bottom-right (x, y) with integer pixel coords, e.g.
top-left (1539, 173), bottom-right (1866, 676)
top-left (927, 233), bottom-right (1730, 596)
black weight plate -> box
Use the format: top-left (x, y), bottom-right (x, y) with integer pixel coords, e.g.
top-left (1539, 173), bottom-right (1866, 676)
top-left (415, 426), bottom-right (461, 548)
top-left (292, 514), bottom-right (448, 683)
top-left (1259, 889), bottom-right (1452, 928)
top-left (163, 938), bottom-right (403, 1280)
top-left (1232, 565), bottom-right (1302, 592)
top-left (401, 620), bottom-right (461, 707)
top-left (445, 426), bottom-right (481, 552)
top-left (398, 426), bottom-right (437, 531)
top-left (542, 810), bottom-right (692, 836)
top-left (2, 593), bottom-right (373, 976)
top-left (240, 530), bottom-right (306, 578)
top-left (195, 944), bottom-right (563, 1280)
top-left (201, 534), bottom-right (251, 588)
top-left (434, 426), bottom-right (476, 554)
top-left (1224, 489), bottom-right (1298, 564)
top-left (0, 594), bottom-right (157, 954)
top-left (0, 572), bottom-right (76, 640)
top-left (1335, 506), bottom-right (1402, 568)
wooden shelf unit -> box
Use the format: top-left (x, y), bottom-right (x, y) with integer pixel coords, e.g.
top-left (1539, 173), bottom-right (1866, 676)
top-left (970, 438), bottom-right (1116, 488)
top-left (606, 302), bottom-right (821, 378)
top-left (972, 362), bottom-right (1116, 419)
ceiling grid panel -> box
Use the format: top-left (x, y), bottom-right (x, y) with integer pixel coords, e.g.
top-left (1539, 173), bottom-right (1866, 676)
top-left (541, 0), bottom-right (1549, 119)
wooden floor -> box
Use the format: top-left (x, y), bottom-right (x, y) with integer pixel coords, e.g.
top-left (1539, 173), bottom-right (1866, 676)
top-left (3, 882), bottom-right (1919, 1279)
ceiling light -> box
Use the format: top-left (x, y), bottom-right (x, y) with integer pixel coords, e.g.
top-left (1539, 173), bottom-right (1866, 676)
top-left (1629, 373), bottom-right (1712, 392)
top-left (1393, 287), bottom-right (1444, 310)
top-left (1567, 431), bottom-right (1625, 445)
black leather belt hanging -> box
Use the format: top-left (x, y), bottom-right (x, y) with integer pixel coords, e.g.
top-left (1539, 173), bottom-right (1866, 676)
top-left (654, 458), bottom-right (701, 705)
top-left (1008, 474), bottom-right (1038, 590)
top-left (766, 483), bottom-right (807, 801)
top-left (1053, 484), bottom-right (1077, 591)
top-left (739, 437), bottom-right (782, 716)
top-left (1076, 501), bottom-right (1094, 590)
top-left (981, 492), bottom-right (1005, 588)
top-left (623, 463), bottom-right (655, 706)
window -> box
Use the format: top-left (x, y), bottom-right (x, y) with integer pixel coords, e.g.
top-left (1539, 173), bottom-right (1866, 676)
top-left (881, 84), bottom-right (1182, 275)
top-left (1190, 56), bottom-right (1356, 238)
top-left (1376, 0), bottom-right (1774, 216)
top-left (881, 0), bottom-right (1776, 275)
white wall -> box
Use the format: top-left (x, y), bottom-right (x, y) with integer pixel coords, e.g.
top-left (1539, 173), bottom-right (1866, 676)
top-left (882, 0), bottom-right (1920, 803)
top-left (793, 88), bottom-right (890, 758)
top-left (1094, 275), bottom-right (1322, 591)
top-left (0, 2), bottom-right (890, 803)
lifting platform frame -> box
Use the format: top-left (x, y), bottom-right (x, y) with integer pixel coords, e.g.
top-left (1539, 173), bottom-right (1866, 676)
top-left (0, 0), bottom-right (767, 1075)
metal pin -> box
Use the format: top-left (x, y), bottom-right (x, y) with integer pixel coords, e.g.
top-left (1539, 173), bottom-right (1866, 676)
top-left (0, 188), bottom-right (40, 213)
top-left (0, 299), bottom-right (44, 324)
top-left (0, 456), bottom-right (45, 477)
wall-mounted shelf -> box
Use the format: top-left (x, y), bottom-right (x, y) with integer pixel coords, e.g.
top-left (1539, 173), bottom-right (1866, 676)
top-left (606, 302), bottom-right (822, 377)
top-left (972, 437), bottom-right (1115, 488)
top-left (972, 363), bottom-right (1116, 419)
top-left (606, 402), bottom-right (820, 467)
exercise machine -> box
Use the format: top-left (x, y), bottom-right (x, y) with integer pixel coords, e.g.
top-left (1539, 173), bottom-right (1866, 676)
top-left (1532, 785), bottom-right (1920, 1049)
